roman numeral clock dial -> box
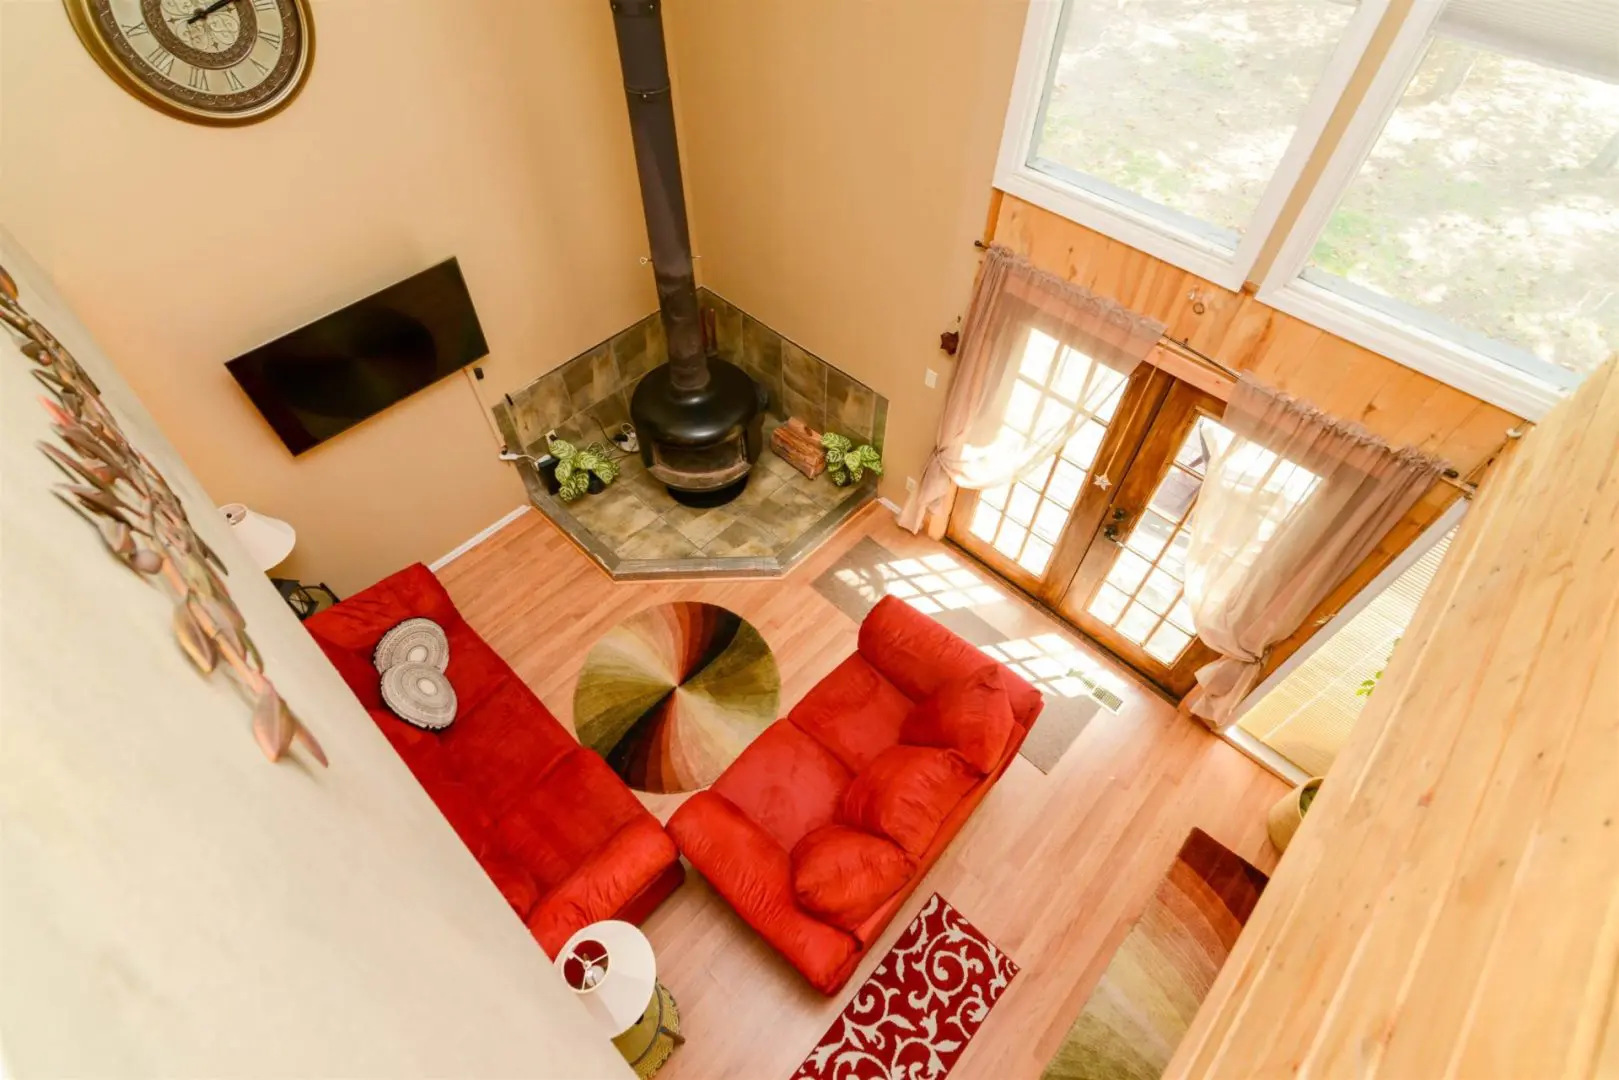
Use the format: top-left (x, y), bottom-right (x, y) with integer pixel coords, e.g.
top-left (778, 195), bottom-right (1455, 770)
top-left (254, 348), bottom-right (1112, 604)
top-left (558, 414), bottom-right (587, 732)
top-left (64, 0), bottom-right (313, 126)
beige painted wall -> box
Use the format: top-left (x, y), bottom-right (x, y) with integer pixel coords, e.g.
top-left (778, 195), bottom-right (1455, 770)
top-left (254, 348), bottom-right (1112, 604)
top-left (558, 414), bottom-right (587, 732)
top-left (664, 0), bottom-right (1029, 504)
top-left (0, 232), bottom-right (630, 1078)
top-left (0, 0), bottom-right (658, 596)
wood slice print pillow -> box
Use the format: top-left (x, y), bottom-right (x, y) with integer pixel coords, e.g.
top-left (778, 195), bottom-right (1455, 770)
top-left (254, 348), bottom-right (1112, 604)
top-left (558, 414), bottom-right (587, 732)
top-left (374, 618), bottom-right (456, 730)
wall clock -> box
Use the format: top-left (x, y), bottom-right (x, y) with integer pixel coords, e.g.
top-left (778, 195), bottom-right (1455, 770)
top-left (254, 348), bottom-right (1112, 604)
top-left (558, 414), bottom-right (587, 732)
top-left (63, 0), bottom-right (313, 126)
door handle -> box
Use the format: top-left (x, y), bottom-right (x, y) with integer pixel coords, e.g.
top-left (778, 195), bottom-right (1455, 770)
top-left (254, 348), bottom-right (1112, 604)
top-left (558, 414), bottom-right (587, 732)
top-left (1103, 507), bottom-right (1131, 544)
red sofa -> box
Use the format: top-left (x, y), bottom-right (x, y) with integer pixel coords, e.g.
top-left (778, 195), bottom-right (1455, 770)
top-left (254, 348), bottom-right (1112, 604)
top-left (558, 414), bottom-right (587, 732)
top-left (306, 563), bottom-right (683, 956)
top-left (666, 596), bottom-right (1043, 994)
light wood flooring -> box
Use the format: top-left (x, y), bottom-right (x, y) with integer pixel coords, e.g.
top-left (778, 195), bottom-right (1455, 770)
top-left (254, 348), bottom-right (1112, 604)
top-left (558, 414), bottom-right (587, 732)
top-left (439, 502), bottom-right (1286, 1080)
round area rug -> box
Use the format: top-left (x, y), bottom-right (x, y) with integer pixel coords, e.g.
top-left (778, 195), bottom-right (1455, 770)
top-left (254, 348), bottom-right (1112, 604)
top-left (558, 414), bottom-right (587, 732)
top-left (574, 602), bottom-right (779, 794)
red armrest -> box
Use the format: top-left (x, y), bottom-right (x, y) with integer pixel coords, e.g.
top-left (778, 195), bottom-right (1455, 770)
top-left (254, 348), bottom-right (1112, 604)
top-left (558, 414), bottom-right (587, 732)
top-left (667, 790), bottom-right (860, 993)
top-left (527, 814), bottom-right (680, 957)
top-left (858, 596), bottom-right (1044, 728)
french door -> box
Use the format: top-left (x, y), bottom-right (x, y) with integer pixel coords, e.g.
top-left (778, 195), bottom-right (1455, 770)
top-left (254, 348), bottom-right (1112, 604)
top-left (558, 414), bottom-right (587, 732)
top-left (948, 357), bottom-right (1231, 697)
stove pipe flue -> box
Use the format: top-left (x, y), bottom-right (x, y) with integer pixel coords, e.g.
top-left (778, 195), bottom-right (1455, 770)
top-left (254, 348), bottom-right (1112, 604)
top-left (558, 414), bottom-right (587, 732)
top-left (608, 0), bottom-right (706, 393)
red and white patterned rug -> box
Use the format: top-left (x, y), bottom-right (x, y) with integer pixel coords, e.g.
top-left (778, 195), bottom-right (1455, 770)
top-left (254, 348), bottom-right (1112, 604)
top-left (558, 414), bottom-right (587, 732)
top-left (790, 893), bottom-right (1019, 1080)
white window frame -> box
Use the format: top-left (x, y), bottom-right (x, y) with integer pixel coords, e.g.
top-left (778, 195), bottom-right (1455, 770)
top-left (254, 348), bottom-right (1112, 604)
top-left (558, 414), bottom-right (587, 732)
top-left (994, 0), bottom-right (1390, 292)
top-left (1257, 0), bottom-right (1577, 421)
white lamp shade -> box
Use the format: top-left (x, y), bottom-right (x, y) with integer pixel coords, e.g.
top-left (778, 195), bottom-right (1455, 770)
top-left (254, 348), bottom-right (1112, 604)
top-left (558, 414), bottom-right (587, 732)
top-left (220, 503), bottom-right (296, 571)
top-left (554, 920), bottom-right (657, 1036)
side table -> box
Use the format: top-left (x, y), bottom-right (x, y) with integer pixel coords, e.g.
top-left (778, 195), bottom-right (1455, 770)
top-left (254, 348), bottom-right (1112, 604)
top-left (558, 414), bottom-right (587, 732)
top-left (556, 920), bottom-right (684, 1079)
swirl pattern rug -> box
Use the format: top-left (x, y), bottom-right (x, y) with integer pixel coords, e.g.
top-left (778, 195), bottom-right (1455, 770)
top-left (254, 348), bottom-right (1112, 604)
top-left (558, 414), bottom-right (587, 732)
top-left (574, 602), bottom-right (779, 794)
top-left (791, 894), bottom-right (1019, 1080)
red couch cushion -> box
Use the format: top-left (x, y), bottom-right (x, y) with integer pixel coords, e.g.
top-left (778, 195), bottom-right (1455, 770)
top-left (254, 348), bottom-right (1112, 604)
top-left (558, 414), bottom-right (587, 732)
top-left (859, 596), bottom-right (1044, 729)
top-left (492, 747), bottom-right (649, 894)
top-left (665, 790), bottom-right (861, 993)
top-left (527, 814), bottom-right (680, 956)
top-left (901, 666), bottom-right (1016, 775)
top-left (790, 825), bottom-right (915, 932)
top-left (839, 745), bottom-right (980, 857)
top-left (787, 654), bottom-right (914, 772)
top-left (712, 721), bottom-right (853, 851)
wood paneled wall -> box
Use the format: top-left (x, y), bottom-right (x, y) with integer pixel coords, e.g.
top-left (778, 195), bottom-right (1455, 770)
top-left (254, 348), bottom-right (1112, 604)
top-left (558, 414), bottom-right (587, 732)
top-left (1164, 356), bottom-right (1619, 1078)
top-left (990, 194), bottom-right (1528, 686)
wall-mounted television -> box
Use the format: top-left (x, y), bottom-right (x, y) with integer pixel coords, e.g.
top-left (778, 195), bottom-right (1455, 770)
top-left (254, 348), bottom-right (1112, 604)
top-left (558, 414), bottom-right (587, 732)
top-left (226, 258), bottom-right (488, 455)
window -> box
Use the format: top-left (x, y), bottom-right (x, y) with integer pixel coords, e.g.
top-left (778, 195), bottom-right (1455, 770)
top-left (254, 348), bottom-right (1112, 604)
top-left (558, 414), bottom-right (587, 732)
top-left (997, 0), bottom-right (1388, 287)
top-left (1262, 0), bottom-right (1619, 416)
top-left (1236, 516), bottom-right (1458, 776)
top-left (998, 0), bottom-right (1618, 421)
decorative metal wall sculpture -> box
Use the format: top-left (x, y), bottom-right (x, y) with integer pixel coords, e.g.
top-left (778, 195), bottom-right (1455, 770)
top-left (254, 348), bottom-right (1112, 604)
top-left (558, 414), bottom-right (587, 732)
top-left (0, 263), bottom-right (326, 767)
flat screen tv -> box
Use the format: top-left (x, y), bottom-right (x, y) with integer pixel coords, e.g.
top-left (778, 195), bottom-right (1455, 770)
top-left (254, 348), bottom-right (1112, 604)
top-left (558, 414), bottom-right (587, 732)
top-left (226, 258), bottom-right (488, 455)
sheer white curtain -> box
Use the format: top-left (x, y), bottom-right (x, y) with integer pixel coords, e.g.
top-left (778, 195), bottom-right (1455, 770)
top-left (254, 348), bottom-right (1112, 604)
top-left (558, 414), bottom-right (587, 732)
top-left (1184, 377), bottom-right (1446, 729)
top-left (899, 246), bottom-right (1165, 533)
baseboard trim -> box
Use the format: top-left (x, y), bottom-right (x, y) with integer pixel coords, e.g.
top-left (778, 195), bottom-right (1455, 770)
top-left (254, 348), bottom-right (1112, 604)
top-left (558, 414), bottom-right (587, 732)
top-left (428, 505), bottom-right (531, 572)
top-left (1221, 727), bottom-right (1312, 787)
top-left (877, 496), bottom-right (902, 516)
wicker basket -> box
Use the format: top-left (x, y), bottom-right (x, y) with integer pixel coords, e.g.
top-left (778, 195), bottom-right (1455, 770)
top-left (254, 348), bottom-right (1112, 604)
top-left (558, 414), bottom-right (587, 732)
top-left (1267, 777), bottom-right (1323, 854)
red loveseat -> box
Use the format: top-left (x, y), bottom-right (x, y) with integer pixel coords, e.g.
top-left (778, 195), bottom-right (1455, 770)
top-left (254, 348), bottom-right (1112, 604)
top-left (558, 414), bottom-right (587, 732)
top-left (666, 596), bottom-right (1043, 994)
top-left (306, 563), bottom-right (683, 956)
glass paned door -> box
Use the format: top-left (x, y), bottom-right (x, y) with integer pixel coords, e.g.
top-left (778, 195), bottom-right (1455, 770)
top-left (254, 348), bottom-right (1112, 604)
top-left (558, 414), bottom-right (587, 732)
top-left (1055, 382), bottom-right (1230, 695)
top-left (946, 360), bottom-right (1232, 696)
top-left (949, 359), bottom-right (1175, 598)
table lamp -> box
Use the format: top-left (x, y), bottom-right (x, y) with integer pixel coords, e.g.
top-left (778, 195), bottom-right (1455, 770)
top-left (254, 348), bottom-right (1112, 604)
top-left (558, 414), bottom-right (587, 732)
top-left (557, 921), bottom-right (657, 1036)
top-left (220, 503), bottom-right (296, 572)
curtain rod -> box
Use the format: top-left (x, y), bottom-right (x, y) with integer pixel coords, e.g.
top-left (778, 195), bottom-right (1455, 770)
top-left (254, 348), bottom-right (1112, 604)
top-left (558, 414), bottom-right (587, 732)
top-left (972, 238), bottom-right (1525, 500)
top-left (971, 240), bottom-right (1242, 379)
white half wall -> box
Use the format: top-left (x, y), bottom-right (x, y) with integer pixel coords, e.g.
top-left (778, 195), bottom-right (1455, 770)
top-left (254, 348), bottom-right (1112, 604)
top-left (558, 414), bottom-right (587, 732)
top-left (0, 233), bottom-right (629, 1079)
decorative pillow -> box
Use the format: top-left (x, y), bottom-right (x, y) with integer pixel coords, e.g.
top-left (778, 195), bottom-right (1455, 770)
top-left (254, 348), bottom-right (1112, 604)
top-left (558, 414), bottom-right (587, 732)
top-left (790, 825), bottom-right (916, 931)
top-left (373, 617), bottom-right (450, 673)
top-left (900, 665), bottom-right (1015, 775)
top-left (380, 661), bottom-right (458, 730)
top-left (839, 745), bottom-right (980, 857)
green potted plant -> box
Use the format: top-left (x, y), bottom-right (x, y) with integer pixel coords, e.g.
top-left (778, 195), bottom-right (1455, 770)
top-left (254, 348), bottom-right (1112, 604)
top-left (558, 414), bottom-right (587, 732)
top-left (1267, 776), bottom-right (1322, 854)
top-left (820, 432), bottom-right (883, 487)
top-left (1356, 637), bottom-right (1400, 698)
top-left (547, 437), bottom-right (620, 502)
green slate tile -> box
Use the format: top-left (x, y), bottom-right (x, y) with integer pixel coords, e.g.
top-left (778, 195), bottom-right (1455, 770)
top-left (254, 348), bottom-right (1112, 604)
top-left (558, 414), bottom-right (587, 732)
top-left (611, 318), bottom-right (661, 385)
top-left (492, 400), bottom-right (520, 450)
top-left (782, 340), bottom-right (825, 406)
top-left (561, 345), bottom-right (619, 411)
top-left (617, 519), bottom-right (700, 560)
top-left (702, 518), bottom-right (779, 558)
top-left (509, 370), bottom-right (571, 450)
top-left (781, 386), bottom-right (826, 435)
top-left (752, 483), bottom-right (825, 541)
top-left (569, 484), bottom-right (658, 546)
top-left (663, 504), bottom-right (738, 546)
top-left (826, 368), bottom-right (877, 444)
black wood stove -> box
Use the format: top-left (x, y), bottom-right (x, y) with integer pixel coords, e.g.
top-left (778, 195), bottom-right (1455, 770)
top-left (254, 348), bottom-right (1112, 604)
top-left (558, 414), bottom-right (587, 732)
top-left (610, 0), bottom-right (764, 507)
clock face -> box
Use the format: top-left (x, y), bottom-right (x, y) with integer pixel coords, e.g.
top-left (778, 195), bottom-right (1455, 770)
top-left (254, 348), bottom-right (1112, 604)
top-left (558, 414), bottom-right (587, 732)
top-left (68, 0), bottom-right (312, 124)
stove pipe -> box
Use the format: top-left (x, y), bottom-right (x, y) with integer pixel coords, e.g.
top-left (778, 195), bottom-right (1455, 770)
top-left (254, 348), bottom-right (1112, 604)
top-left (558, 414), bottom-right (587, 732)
top-left (608, 0), bottom-right (705, 392)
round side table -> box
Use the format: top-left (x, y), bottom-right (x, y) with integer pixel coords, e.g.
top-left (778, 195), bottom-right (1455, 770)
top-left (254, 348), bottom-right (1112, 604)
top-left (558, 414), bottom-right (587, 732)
top-left (555, 920), bottom-right (684, 1079)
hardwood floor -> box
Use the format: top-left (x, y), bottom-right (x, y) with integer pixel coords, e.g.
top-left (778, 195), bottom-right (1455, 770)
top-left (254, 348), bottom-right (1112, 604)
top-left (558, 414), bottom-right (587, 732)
top-left (439, 502), bottom-right (1287, 1080)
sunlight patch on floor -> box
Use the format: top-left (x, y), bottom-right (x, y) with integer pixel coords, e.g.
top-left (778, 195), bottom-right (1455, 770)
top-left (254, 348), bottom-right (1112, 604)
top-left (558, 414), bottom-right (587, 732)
top-left (837, 548), bottom-right (1130, 711)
